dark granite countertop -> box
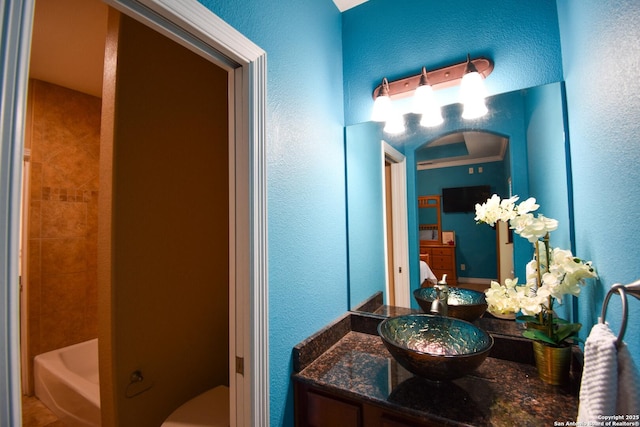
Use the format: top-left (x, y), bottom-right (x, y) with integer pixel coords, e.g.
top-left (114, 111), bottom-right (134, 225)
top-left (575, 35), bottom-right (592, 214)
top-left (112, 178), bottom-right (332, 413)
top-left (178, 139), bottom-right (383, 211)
top-left (293, 310), bottom-right (580, 427)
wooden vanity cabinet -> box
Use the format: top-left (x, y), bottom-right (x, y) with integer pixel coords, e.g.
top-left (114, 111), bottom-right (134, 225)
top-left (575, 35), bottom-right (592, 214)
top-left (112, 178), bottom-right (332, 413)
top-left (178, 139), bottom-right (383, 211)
top-left (419, 244), bottom-right (457, 286)
top-left (294, 382), bottom-right (441, 427)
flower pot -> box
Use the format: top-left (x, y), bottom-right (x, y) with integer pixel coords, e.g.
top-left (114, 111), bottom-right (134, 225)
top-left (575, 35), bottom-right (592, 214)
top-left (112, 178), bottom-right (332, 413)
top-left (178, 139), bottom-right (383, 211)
top-left (532, 341), bottom-right (572, 385)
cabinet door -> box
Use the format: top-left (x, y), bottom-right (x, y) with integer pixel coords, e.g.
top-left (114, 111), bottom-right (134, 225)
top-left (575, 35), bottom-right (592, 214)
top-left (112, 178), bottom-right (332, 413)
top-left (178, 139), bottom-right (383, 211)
top-left (380, 412), bottom-right (439, 427)
top-left (382, 419), bottom-right (420, 427)
top-left (306, 391), bottom-right (362, 427)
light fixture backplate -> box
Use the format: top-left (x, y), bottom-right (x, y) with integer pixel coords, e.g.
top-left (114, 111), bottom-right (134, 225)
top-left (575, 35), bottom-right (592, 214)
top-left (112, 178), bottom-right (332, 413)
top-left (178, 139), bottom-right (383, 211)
top-left (372, 57), bottom-right (493, 100)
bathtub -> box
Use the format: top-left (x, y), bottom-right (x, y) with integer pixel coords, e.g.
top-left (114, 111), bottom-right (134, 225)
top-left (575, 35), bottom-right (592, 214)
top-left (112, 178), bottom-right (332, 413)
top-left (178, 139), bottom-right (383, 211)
top-left (34, 338), bottom-right (101, 426)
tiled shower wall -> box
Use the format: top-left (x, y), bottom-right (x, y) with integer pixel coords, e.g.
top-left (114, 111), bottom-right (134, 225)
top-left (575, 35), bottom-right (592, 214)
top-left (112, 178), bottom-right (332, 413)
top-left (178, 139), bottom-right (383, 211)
top-left (25, 79), bottom-right (101, 389)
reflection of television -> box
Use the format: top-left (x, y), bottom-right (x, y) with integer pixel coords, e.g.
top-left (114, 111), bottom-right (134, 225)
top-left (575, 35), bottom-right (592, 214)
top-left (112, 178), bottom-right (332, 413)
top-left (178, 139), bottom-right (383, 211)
top-left (442, 185), bottom-right (491, 213)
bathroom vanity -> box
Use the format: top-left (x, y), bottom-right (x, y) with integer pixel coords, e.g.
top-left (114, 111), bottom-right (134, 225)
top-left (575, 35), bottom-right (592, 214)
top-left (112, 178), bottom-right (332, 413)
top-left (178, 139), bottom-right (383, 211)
top-left (292, 309), bottom-right (581, 427)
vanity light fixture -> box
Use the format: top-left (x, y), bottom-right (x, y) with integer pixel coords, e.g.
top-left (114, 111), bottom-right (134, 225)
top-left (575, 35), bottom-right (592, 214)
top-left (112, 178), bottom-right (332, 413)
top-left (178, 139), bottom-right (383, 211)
top-left (460, 54), bottom-right (489, 119)
top-left (371, 77), bottom-right (392, 122)
top-left (383, 110), bottom-right (405, 134)
top-left (412, 67), bottom-right (444, 127)
top-left (371, 55), bottom-right (493, 126)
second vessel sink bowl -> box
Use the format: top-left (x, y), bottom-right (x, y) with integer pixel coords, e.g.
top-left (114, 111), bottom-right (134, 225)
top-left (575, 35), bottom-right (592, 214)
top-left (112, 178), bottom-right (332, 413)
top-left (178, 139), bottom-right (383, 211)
top-left (414, 287), bottom-right (488, 322)
top-left (378, 314), bottom-right (493, 381)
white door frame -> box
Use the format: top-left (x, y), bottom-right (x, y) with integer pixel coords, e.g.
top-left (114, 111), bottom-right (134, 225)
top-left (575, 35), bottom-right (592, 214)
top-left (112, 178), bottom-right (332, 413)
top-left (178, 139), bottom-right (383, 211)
top-left (1, 1), bottom-right (36, 425)
top-left (0, 0), bottom-right (269, 425)
top-left (19, 149), bottom-right (31, 393)
top-left (381, 142), bottom-right (410, 308)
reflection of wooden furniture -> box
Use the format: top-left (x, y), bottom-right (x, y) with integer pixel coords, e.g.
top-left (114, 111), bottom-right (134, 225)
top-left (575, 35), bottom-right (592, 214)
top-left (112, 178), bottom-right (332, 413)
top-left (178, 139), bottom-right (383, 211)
top-left (420, 245), bottom-right (457, 286)
top-left (418, 195), bottom-right (441, 245)
top-left (418, 195), bottom-right (456, 286)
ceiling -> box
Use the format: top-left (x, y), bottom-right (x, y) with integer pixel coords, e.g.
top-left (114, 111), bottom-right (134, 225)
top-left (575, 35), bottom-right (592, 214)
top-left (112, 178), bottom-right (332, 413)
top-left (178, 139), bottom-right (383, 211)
top-left (332, 0), bottom-right (368, 12)
top-left (29, 0), bottom-right (108, 98)
top-left (30, 0), bottom-right (366, 98)
top-left (30, 0), bottom-right (505, 171)
top-left (415, 131), bottom-right (508, 170)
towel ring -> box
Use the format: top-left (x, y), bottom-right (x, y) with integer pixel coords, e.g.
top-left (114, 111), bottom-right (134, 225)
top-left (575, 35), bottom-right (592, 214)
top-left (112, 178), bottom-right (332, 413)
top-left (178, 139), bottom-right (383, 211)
top-left (600, 280), bottom-right (640, 349)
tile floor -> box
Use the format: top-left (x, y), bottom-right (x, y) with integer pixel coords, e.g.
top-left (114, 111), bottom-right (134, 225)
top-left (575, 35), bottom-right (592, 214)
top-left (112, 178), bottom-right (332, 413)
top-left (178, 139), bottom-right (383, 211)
top-left (21, 395), bottom-right (64, 427)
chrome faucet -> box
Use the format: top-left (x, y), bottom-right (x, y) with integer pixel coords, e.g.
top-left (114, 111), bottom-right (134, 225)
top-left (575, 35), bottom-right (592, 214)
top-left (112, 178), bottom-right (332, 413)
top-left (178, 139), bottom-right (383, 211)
top-left (430, 274), bottom-right (449, 316)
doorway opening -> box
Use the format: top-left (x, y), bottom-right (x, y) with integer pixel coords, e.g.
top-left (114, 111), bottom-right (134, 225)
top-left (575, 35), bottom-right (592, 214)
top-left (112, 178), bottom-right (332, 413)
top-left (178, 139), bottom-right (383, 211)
top-left (382, 142), bottom-right (409, 308)
top-left (5, 0), bottom-right (268, 425)
top-left (21, 1), bottom-right (108, 399)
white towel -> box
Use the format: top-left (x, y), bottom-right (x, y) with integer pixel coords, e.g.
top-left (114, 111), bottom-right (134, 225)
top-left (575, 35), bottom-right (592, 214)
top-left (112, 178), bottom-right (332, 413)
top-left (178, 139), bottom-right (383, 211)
top-left (578, 322), bottom-right (640, 423)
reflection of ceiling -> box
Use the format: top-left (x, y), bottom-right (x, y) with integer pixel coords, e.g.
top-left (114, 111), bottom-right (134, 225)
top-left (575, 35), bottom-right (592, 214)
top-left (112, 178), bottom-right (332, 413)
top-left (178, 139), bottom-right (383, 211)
top-left (332, 0), bottom-right (368, 12)
top-left (29, 0), bottom-right (108, 98)
top-left (416, 131), bottom-right (508, 170)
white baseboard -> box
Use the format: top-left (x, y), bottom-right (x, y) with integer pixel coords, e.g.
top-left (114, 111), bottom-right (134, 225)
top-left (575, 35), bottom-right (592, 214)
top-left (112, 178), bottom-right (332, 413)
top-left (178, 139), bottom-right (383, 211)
top-left (457, 277), bottom-right (494, 285)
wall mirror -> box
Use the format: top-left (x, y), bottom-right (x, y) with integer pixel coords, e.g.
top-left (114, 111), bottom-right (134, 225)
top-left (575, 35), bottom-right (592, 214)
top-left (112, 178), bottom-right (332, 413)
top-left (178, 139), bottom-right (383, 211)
top-left (346, 81), bottom-right (573, 313)
top-left (418, 196), bottom-right (441, 245)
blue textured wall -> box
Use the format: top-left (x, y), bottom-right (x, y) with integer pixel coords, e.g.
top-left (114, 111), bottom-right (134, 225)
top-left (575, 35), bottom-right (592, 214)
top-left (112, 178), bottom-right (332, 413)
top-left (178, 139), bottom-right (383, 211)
top-left (523, 82), bottom-right (574, 321)
top-left (197, 1), bottom-right (347, 425)
top-left (557, 0), bottom-right (640, 359)
top-left (1, 1), bottom-right (638, 425)
top-left (342, 0), bottom-right (563, 125)
top-left (525, 83), bottom-right (572, 252)
top-left (345, 122), bottom-right (387, 308)
top-left (191, 1), bottom-right (640, 424)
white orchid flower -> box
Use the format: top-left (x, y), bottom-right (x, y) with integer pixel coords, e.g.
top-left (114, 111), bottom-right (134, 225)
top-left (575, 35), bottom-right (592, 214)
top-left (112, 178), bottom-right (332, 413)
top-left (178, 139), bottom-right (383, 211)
top-left (476, 194), bottom-right (597, 345)
top-left (516, 197), bottom-right (539, 214)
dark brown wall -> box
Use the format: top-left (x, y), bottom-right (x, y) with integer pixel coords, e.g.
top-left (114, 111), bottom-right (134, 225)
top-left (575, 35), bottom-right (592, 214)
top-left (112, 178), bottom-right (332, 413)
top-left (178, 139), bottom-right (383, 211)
top-left (99, 11), bottom-right (229, 426)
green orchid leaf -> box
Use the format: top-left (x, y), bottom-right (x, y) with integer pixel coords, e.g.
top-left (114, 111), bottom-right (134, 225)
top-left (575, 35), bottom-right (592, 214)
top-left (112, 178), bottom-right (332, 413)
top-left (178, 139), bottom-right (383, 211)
top-left (516, 315), bottom-right (540, 323)
top-left (555, 323), bottom-right (582, 343)
top-left (522, 329), bottom-right (557, 345)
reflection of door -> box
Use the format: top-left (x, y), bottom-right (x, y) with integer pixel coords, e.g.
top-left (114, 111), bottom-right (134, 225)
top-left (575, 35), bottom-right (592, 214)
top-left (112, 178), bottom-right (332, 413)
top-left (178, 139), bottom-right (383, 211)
top-left (384, 162), bottom-right (395, 305)
top-left (3, 1), bottom-right (268, 423)
top-left (497, 221), bottom-right (514, 282)
top-left (382, 142), bottom-right (410, 308)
